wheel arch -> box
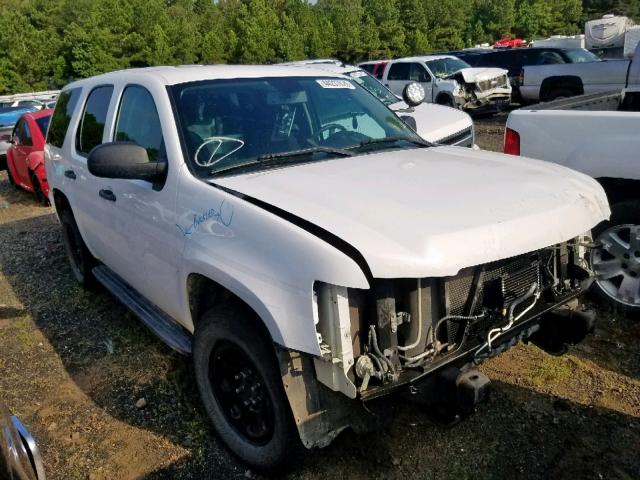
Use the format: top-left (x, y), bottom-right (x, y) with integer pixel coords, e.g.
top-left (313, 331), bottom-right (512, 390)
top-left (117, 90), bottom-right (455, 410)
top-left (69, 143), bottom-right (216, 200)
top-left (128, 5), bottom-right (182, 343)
top-left (540, 76), bottom-right (584, 101)
top-left (596, 177), bottom-right (640, 206)
top-left (186, 272), bottom-right (283, 346)
top-left (435, 92), bottom-right (455, 105)
top-left (52, 188), bottom-right (71, 217)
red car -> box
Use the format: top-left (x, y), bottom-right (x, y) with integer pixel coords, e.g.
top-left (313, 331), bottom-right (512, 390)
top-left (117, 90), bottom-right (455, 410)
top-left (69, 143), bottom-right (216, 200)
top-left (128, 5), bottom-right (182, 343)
top-left (6, 109), bottom-right (52, 205)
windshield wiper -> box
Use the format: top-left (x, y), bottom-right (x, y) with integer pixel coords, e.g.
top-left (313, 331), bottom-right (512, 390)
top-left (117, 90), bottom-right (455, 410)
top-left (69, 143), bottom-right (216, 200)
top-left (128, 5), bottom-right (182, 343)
top-left (353, 135), bottom-right (432, 151)
top-left (256, 146), bottom-right (354, 162)
top-left (210, 146), bottom-right (354, 176)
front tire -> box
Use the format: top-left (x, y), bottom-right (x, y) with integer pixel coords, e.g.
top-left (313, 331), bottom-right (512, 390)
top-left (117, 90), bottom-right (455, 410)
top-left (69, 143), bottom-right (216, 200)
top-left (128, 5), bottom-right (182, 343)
top-left (436, 95), bottom-right (456, 108)
top-left (30, 171), bottom-right (49, 206)
top-left (193, 304), bottom-right (301, 471)
top-left (60, 208), bottom-right (96, 288)
top-left (590, 200), bottom-right (640, 317)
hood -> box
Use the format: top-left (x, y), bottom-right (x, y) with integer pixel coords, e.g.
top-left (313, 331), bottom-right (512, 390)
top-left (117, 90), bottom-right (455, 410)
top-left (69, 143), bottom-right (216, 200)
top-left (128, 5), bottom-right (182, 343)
top-left (214, 147), bottom-right (609, 279)
top-left (389, 101), bottom-right (472, 143)
top-left (449, 67), bottom-right (508, 83)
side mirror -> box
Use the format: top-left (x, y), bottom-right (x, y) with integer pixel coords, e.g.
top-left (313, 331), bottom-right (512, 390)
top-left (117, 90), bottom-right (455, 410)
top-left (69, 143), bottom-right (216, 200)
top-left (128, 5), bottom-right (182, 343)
top-left (88, 142), bottom-right (167, 182)
top-left (402, 82), bottom-right (426, 107)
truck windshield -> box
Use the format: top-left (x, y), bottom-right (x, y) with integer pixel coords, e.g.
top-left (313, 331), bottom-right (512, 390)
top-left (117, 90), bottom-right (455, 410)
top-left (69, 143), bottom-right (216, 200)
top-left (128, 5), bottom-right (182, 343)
top-left (426, 58), bottom-right (471, 78)
top-left (347, 70), bottom-right (399, 105)
top-left (171, 76), bottom-right (423, 177)
top-left (564, 49), bottom-right (601, 63)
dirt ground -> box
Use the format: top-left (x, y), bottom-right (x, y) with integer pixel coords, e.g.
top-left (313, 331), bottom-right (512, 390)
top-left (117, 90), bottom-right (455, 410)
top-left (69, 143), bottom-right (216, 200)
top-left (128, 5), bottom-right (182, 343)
top-left (1, 116), bottom-right (639, 480)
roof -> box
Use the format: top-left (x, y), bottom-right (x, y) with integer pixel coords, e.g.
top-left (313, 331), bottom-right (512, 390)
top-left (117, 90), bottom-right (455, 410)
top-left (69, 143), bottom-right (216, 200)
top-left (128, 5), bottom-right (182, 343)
top-left (25, 108), bottom-right (53, 120)
top-left (284, 61), bottom-right (360, 76)
top-left (390, 55), bottom-right (458, 62)
top-left (65, 64), bottom-right (347, 90)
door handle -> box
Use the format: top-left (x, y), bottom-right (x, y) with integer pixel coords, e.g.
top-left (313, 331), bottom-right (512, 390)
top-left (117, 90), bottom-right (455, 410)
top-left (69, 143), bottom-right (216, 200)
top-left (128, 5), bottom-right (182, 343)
top-left (64, 169), bottom-right (76, 180)
top-left (99, 189), bottom-right (116, 202)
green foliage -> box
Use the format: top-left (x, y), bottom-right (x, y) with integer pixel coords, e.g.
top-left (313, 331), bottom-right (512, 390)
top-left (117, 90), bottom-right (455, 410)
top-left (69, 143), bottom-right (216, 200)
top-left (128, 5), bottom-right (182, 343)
top-left (0, 0), bottom-right (631, 94)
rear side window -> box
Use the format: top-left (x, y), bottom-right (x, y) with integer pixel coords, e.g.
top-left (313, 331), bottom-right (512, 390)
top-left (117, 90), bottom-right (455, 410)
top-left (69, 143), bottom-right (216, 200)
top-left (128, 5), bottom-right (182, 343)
top-left (76, 85), bottom-right (113, 155)
top-left (114, 85), bottom-right (165, 162)
top-left (387, 63), bottom-right (410, 80)
top-left (48, 88), bottom-right (81, 148)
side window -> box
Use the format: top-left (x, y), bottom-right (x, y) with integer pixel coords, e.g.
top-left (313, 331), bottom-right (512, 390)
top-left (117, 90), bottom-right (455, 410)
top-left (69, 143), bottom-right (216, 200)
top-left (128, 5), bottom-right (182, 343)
top-left (114, 85), bottom-right (165, 162)
top-left (76, 85), bottom-right (113, 155)
top-left (410, 63), bottom-right (430, 82)
top-left (537, 51), bottom-right (565, 65)
top-left (14, 119), bottom-right (32, 146)
top-left (387, 63), bottom-right (410, 81)
top-left (48, 88), bottom-right (81, 148)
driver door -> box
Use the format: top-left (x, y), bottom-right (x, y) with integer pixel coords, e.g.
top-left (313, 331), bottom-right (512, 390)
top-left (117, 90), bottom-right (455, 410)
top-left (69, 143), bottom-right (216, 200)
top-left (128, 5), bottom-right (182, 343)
top-left (411, 63), bottom-right (434, 103)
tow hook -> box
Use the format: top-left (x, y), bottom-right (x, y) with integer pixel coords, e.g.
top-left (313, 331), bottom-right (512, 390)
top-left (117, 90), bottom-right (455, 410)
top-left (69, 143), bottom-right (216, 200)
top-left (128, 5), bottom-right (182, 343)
top-left (529, 307), bottom-right (596, 356)
top-left (404, 367), bottom-right (491, 426)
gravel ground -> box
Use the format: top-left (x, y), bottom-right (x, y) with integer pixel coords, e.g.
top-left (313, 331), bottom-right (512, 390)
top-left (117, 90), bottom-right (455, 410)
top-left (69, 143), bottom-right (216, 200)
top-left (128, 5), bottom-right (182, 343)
top-left (0, 117), bottom-right (639, 480)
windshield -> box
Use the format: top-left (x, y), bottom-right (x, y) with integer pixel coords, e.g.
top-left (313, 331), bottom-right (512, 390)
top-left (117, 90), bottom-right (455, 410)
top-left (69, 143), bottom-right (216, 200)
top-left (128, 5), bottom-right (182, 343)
top-left (171, 76), bottom-right (422, 177)
top-left (347, 70), bottom-right (399, 105)
top-left (426, 58), bottom-right (471, 79)
top-left (564, 48), bottom-right (602, 63)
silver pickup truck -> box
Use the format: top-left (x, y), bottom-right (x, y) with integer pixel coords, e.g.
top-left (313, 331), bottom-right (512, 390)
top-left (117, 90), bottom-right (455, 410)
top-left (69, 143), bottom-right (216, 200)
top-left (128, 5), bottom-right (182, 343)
top-left (520, 45), bottom-right (638, 103)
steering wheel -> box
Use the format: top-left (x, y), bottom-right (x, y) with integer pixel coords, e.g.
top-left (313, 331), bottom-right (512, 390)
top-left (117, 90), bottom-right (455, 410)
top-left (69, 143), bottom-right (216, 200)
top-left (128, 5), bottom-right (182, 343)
top-left (315, 123), bottom-right (347, 142)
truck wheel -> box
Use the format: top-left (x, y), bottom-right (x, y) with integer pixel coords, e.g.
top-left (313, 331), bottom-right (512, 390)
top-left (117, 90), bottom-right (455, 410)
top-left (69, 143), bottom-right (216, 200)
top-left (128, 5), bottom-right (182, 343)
top-left (60, 209), bottom-right (96, 288)
top-left (436, 95), bottom-right (456, 108)
top-left (30, 171), bottom-right (48, 206)
top-left (590, 200), bottom-right (640, 317)
top-left (547, 88), bottom-right (575, 101)
top-left (193, 304), bottom-right (301, 470)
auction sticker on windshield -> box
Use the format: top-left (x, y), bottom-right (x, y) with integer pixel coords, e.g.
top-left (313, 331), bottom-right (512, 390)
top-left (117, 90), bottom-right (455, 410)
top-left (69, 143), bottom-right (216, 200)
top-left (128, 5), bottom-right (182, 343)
top-left (316, 79), bottom-right (355, 89)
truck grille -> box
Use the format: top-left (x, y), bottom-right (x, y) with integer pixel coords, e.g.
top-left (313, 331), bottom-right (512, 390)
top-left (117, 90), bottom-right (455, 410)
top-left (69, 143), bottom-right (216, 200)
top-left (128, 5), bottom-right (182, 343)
top-left (436, 126), bottom-right (474, 148)
top-left (444, 250), bottom-right (551, 317)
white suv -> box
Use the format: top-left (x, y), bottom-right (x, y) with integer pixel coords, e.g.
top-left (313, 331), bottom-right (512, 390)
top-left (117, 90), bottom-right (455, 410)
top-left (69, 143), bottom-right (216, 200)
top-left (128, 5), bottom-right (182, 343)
top-left (46, 65), bottom-right (607, 470)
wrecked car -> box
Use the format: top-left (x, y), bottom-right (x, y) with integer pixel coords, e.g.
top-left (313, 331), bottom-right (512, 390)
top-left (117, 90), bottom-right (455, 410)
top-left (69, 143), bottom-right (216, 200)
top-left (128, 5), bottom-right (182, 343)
top-left (45, 65), bottom-right (608, 470)
top-left (359, 55), bottom-right (512, 112)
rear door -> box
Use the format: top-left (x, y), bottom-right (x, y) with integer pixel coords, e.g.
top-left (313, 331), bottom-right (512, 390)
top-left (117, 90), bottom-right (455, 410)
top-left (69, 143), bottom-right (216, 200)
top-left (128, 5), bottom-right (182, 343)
top-left (69, 85), bottom-right (117, 266)
top-left (386, 62), bottom-right (433, 100)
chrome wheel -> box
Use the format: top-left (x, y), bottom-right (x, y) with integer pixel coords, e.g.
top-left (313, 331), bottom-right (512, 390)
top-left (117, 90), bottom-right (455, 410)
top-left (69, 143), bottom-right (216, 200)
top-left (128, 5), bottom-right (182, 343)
top-left (591, 224), bottom-right (640, 308)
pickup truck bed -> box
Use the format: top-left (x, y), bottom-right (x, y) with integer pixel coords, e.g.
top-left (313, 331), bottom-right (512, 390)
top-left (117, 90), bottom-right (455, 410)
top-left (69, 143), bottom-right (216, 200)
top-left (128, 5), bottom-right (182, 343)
top-left (506, 89), bottom-right (640, 316)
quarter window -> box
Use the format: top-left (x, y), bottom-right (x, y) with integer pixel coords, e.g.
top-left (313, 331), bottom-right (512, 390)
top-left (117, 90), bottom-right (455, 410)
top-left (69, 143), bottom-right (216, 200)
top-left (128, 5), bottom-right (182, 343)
top-left (76, 86), bottom-right (113, 155)
top-left (48, 88), bottom-right (81, 148)
top-left (114, 86), bottom-right (165, 162)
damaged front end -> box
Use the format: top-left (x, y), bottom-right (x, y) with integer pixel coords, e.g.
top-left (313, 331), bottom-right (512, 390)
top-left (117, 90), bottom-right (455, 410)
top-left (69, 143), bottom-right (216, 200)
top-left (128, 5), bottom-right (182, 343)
top-left (451, 72), bottom-right (512, 111)
top-left (285, 237), bottom-right (595, 448)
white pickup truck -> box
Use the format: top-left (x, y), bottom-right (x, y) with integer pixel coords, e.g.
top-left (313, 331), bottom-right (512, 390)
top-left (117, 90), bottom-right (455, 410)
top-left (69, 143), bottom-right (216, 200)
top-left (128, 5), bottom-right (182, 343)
top-left (505, 53), bottom-right (640, 315)
top-left (359, 56), bottom-right (512, 112)
top-left (46, 65), bottom-right (607, 470)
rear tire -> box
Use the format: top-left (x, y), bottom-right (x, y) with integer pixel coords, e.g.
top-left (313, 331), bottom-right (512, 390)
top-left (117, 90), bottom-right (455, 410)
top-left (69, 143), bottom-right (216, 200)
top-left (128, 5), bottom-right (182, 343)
top-left (60, 208), bottom-right (96, 289)
top-left (590, 200), bottom-right (640, 318)
top-left (546, 88), bottom-right (575, 102)
top-left (193, 304), bottom-right (301, 471)
top-left (6, 163), bottom-right (17, 187)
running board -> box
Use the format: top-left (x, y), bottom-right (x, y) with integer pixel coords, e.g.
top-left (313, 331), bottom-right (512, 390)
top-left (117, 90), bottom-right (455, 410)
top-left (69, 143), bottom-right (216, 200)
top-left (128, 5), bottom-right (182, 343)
top-left (93, 265), bottom-right (192, 355)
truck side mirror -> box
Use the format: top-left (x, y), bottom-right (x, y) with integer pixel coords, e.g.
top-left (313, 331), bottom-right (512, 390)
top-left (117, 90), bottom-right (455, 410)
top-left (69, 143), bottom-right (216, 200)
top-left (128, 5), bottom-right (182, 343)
top-left (88, 142), bottom-right (167, 182)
